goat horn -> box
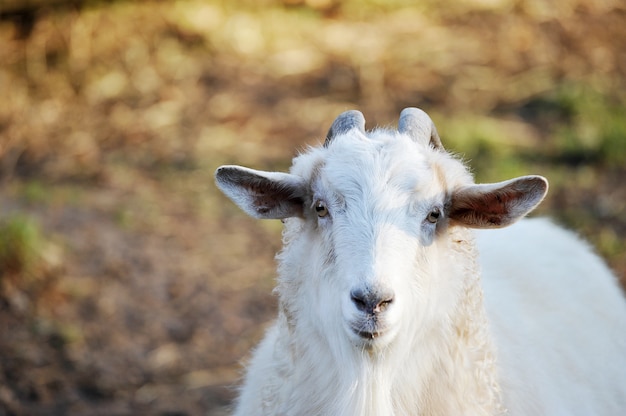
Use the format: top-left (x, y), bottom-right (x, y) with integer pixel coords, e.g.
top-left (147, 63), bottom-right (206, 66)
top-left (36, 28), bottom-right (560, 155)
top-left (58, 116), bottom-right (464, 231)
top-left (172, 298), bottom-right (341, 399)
top-left (398, 107), bottom-right (443, 150)
top-left (324, 110), bottom-right (366, 147)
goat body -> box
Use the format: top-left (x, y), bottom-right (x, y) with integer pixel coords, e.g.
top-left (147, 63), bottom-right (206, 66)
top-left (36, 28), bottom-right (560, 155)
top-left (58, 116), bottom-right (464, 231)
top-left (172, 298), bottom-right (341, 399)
top-left (215, 108), bottom-right (626, 415)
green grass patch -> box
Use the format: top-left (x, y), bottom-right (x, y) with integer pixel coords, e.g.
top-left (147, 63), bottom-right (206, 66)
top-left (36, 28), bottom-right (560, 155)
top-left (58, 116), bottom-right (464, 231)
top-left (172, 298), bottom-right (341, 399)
top-left (540, 85), bottom-right (626, 168)
top-left (0, 215), bottom-right (43, 278)
top-left (20, 180), bottom-right (52, 205)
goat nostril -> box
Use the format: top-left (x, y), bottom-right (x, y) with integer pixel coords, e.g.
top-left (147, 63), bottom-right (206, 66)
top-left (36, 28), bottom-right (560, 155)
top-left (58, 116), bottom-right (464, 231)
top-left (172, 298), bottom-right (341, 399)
top-left (375, 298), bottom-right (393, 313)
top-left (351, 291), bottom-right (368, 312)
top-left (350, 289), bottom-right (394, 314)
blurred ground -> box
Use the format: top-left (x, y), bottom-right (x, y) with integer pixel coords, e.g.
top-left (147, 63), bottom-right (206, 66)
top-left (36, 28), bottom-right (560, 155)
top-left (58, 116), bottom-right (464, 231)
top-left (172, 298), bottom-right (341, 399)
top-left (0, 0), bottom-right (625, 414)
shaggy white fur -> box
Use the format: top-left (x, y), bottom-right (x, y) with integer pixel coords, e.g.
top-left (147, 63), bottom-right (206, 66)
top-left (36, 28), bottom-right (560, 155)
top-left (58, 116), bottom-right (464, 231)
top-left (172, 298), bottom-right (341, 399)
top-left (215, 108), bottom-right (626, 416)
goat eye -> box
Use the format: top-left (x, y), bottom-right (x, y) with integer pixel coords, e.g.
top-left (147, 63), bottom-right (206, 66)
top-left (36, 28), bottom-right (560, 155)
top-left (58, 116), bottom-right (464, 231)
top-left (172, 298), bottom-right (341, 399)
top-left (315, 201), bottom-right (329, 218)
top-left (426, 207), bottom-right (441, 224)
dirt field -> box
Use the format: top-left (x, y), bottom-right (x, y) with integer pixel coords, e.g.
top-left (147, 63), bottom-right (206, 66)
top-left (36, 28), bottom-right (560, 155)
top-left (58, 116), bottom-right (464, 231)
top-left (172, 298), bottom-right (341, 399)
top-left (0, 1), bottom-right (625, 414)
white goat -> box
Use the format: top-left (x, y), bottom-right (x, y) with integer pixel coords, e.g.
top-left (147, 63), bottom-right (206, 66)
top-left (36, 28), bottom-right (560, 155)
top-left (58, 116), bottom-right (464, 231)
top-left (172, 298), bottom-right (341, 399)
top-left (215, 108), bottom-right (626, 416)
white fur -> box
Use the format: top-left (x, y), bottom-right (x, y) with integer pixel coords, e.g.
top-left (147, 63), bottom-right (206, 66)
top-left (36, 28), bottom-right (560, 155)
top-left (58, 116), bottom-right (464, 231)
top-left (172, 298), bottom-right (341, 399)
top-left (479, 219), bottom-right (626, 415)
top-left (215, 112), bottom-right (626, 416)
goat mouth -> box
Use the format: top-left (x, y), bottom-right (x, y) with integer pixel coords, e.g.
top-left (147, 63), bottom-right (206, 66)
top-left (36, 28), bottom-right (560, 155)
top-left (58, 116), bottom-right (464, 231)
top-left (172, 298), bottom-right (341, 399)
top-left (350, 322), bottom-right (386, 340)
top-left (354, 329), bottom-right (383, 340)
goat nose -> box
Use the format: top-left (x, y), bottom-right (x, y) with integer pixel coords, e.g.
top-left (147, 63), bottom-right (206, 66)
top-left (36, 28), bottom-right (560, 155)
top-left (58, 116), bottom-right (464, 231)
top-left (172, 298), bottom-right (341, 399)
top-left (350, 288), bottom-right (394, 314)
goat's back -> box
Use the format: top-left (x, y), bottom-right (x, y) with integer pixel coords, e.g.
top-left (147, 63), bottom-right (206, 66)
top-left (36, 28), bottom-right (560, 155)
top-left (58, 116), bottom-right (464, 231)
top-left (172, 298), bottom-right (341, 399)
top-left (477, 217), bottom-right (626, 415)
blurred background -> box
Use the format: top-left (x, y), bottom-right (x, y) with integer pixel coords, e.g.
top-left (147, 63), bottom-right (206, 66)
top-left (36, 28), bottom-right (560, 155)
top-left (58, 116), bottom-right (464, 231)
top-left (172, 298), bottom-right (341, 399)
top-left (0, 0), bottom-right (624, 414)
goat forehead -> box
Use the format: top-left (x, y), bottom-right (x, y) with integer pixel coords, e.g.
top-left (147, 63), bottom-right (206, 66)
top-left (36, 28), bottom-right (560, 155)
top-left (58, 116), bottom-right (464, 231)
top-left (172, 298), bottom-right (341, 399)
top-left (320, 132), bottom-right (437, 197)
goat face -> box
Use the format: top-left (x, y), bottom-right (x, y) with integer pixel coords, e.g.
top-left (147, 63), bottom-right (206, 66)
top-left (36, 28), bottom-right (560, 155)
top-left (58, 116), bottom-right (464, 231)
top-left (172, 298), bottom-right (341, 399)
top-left (300, 131), bottom-right (454, 351)
top-left (215, 108), bottom-right (547, 353)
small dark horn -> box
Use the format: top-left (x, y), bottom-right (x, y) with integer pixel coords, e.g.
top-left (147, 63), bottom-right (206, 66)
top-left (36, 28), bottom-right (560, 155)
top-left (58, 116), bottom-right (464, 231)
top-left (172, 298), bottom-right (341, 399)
top-left (324, 110), bottom-right (366, 147)
top-left (398, 107), bottom-right (443, 150)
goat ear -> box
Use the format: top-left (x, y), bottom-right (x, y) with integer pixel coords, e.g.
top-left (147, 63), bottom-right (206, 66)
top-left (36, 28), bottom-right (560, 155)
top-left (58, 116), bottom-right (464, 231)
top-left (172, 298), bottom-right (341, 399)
top-left (215, 165), bottom-right (306, 219)
top-left (448, 175), bottom-right (548, 229)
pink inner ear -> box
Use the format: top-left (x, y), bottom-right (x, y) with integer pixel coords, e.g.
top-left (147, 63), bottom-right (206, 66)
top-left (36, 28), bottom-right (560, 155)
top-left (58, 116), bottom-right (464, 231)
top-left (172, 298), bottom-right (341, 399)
top-left (452, 189), bottom-right (518, 226)
top-left (216, 166), bottom-right (306, 219)
top-left (246, 179), bottom-right (305, 218)
top-left (448, 177), bottom-right (548, 229)
top-left (252, 190), bottom-right (304, 217)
